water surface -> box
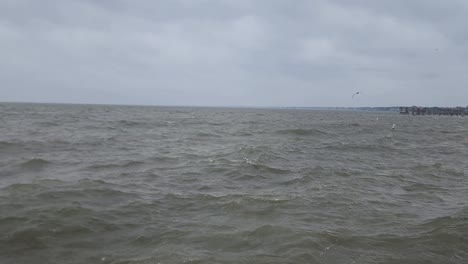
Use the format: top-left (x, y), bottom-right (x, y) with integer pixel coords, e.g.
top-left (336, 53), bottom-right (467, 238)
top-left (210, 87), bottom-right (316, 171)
top-left (0, 103), bottom-right (467, 263)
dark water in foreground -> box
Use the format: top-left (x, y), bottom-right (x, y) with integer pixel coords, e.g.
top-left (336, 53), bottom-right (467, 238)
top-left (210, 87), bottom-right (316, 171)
top-left (0, 103), bottom-right (467, 264)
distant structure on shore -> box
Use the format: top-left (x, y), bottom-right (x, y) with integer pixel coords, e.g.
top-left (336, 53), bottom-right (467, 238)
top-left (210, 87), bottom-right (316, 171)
top-left (399, 106), bottom-right (467, 116)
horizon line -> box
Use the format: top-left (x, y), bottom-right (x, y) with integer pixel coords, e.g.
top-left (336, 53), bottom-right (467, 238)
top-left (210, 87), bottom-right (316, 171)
top-left (0, 100), bottom-right (422, 109)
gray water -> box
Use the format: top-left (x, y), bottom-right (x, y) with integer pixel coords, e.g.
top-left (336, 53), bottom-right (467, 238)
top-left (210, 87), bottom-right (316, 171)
top-left (0, 103), bottom-right (467, 264)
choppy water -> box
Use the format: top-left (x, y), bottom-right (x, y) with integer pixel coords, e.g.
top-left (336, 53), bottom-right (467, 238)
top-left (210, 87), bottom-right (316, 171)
top-left (0, 103), bottom-right (467, 264)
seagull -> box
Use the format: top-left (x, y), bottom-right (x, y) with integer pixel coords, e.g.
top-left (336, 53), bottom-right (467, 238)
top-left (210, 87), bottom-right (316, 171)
top-left (352, 92), bottom-right (361, 98)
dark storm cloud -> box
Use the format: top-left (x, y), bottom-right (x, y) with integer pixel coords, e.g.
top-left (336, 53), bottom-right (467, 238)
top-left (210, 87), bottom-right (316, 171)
top-left (1, 0), bottom-right (467, 106)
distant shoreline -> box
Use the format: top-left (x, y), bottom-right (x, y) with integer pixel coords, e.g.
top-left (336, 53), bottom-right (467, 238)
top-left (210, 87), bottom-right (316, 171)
top-left (1, 101), bottom-right (464, 113)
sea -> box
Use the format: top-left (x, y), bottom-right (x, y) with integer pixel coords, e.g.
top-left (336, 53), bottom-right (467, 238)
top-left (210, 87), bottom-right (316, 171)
top-left (0, 103), bottom-right (467, 264)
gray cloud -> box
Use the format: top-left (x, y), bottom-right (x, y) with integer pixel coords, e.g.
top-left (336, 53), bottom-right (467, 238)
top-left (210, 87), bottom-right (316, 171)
top-left (1, 0), bottom-right (467, 107)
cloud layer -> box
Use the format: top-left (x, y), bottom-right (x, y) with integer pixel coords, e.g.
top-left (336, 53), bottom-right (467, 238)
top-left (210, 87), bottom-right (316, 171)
top-left (1, 0), bottom-right (468, 106)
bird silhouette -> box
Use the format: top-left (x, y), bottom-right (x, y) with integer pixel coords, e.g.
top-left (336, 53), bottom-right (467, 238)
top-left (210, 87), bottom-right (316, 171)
top-left (352, 92), bottom-right (361, 98)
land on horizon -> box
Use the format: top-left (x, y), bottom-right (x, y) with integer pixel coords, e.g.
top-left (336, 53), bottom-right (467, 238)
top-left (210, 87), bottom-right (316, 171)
top-left (3, 101), bottom-right (468, 113)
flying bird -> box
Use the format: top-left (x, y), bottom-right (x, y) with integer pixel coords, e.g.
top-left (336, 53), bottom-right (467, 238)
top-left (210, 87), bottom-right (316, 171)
top-left (352, 92), bottom-right (361, 98)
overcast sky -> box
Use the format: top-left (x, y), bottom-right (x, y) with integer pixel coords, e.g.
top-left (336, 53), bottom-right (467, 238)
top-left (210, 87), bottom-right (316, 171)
top-left (1, 0), bottom-right (467, 107)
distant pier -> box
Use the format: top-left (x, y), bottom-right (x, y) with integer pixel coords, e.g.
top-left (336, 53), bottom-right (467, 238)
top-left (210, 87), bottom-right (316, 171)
top-left (399, 106), bottom-right (466, 116)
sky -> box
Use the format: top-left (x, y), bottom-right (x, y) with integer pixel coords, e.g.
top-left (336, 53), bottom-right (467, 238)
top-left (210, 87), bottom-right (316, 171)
top-left (1, 0), bottom-right (468, 107)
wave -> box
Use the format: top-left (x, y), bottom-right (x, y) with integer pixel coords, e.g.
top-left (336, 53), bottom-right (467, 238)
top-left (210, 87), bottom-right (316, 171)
top-left (19, 158), bottom-right (51, 170)
top-left (227, 172), bottom-right (271, 181)
top-left (321, 143), bottom-right (398, 152)
top-left (239, 145), bottom-right (274, 155)
top-left (0, 141), bottom-right (18, 148)
top-left (194, 132), bottom-right (222, 138)
top-left (232, 131), bottom-right (254, 136)
top-left (401, 182), bottom-right (448, 193)
top-left (276, 128), bottom-right (329, 136)
top-left (243, 161), bottom-right (292, 175)
top-left (114, 120), bottom-right (145, 127)
top-left (207, 122), bottom-right (231, 126)
top-left (3, 228), bottom-right (49, 250)
top-left (87, 160), bottom-right (145, 170)
top-left (1, 179), bottom-right (137, 202)
top-left (35, 187), bottom-right (137, 204)
top-left (1, 179), bottom-right (65, 193)
top-left (280, 175), bottom-right (316, 186)
top-left (421, 213), bottom-right (468, 232)
top-left (38, 121), bottom-right (60, 127)
top-left (412, 163), bottom-right (463, 174)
